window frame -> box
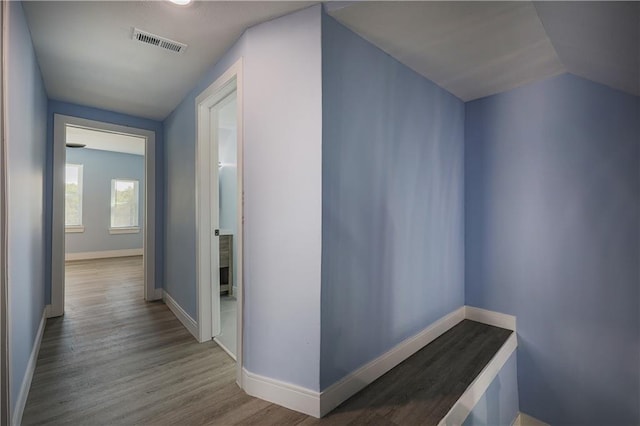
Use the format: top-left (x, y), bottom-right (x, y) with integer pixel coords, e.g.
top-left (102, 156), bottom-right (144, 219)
top-left (109, 178), bottom-right (140, 234)
top-left (64, 163), bottom-right (84, 232)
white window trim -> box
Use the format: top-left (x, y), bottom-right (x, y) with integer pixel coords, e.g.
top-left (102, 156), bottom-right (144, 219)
top-left (65, 163), bottom-right (83, 228)
top-left (109, 226), bottom-right (140, 235)
top-left (65, 225), bottom-right (85, 233)
top-left (110, 178), bottom-right (140, 229)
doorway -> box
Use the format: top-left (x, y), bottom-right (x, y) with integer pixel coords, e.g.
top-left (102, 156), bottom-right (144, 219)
top-left (51, 116), bottom-right (157, 318)
top-left (196, 58), bottom-right (244, 382)
top-left (64, 127), bottom-right (146, 312)
top-left (212, 91), bottom-right (238, 359)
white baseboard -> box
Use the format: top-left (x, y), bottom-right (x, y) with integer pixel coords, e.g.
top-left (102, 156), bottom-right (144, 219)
top-left (438, 332), bottom-right (518, 426)
top-left (513, 412), bottom-right (550, 426)
top-left (163, 291), bottom-right (198, 340)
top-left (237, 305), bottom-right (516, 420)
top-left (12, 307), bottom-right (47, 426)
top-left (319, 306), bottom-right (466, 417)
top-left (65, 248), bottom-right (143, 261)
top-left (465, 306), bottom-right (516, 331)
top-left (242, 368), bottom-right (320, 418)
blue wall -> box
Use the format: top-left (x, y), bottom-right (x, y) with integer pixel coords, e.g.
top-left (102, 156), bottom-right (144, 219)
top-left (6, 0), bottom-right (48, 413)
top-left (46, 100), bottom-right (164, 299)
top-left (463, 352), bottom-right (519, 426)
top-left (320, 15), bottom-right (465, 389)
top-left (163, 37), bottom-right (247, 320)
top-left (65, 148), bottom-right (144, 253)
top-left (465, 74), bottom-right (640, 424)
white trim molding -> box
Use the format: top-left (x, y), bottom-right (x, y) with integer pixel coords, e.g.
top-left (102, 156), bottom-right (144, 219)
top-left (320, 306), bottom-right (466, 417)
top-left (108, 227), bottom-right (140, 235)
top-left (65, 248), bottom-right (143, 261)
top-left (163, 291), bottom-right (198, 340)
top-left (242, 368), bottom-right (320, 418)
top-left (52, 114), bottom-right (157, 317)
top-left (242, 306), bottom-right (518, 420)
top-left (317, 306), bottom-right (517, 418)
top-left (195, 58), bottom-right (243, 343)
top-left (64, 225), bottom-right (84, 233)
top-left (465, 306), bottom-right (516, 331)
top-left (438, 332), bottom-right (518, 426)
top-left (0, 3), bottom-right (8, 422)
top-left (12, 308), bottom-right (46, 426)
top-left (195, 58), bottom-right (245, 388)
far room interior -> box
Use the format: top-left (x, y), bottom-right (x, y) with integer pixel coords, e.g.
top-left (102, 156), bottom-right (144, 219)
top-left (64, 126), bottom-right (146, 314)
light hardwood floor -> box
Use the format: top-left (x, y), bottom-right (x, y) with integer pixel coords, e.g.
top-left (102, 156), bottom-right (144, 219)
top-left (22, 256), bottom-right (511, 425)
top-left (22, 256), bottom-right (306, 425)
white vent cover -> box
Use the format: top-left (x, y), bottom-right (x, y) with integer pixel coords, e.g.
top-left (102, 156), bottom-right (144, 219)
top-left (132, 28), bottom-right (187, 54)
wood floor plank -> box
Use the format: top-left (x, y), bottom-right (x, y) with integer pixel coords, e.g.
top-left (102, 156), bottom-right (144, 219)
top-left (22, 256), bottom-right (512, 425)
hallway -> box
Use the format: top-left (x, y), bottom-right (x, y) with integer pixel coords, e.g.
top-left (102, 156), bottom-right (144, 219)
top-left (20, 256), bottom-right (513, 425)
top-left (21, 256), bottom-right (303, 425)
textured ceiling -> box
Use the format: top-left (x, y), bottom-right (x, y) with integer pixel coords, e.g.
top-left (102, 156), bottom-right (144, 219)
top-left (23, 1), bottom-right (639, 121)
top-left (22, 1), bottom-right (313, 121)
top-left (328, 1), bottom-right (640, 100)
top-left (329, 1), bottom-right (565, 101)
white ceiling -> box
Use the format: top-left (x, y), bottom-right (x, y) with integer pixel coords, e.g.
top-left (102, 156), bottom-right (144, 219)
top-left (23, 1), bottom-right (639, 121)
top-left (66, 126), bottom-right (145, 156)
top-left (22, 1), bottom-right (313, 121)
top-left (328, 1), bottom-right (639, 101)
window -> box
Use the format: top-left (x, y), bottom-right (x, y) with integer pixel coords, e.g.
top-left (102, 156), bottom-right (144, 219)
top-left (110, 179), bottom-right (140, 233)
top-left (65, 164), bottom-right (84, 232)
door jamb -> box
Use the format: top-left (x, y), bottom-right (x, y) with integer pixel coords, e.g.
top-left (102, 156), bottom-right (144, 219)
top-left (51, 115), bottom-right (157, 318)
top-left (195, 58), bottom-right (244, 387)
top-left (0, 0), bottom-right (10, 422)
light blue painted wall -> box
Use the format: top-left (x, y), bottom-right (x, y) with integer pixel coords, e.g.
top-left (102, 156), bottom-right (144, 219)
top-left (46, 100), bottom-right (164, 299)
top-left (6, 0), bottom-right (48, 413)
top-left (65, 148), bottom-right (144, 253)
top-left (164, 5), bottom-right (322, 390)
top-left (320, 15), bottom-right (465, 389)
top-left (465, 74), bottom-right (640, 424)
top-left (463, 352), bottom-right (519, 426)
top-left (163, 36), bottom-right (247, 321)
top-left (242, 5), bottom-right (322, 391)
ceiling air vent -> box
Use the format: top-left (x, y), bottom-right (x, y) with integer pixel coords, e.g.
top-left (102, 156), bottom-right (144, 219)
top-left (132, 28), bottom-right (187, 54)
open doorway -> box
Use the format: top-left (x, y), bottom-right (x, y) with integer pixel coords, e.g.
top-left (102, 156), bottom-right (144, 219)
top-left (213, 91), bottom-right (238, 359)
top-left (51, 116), bottom-right (157, 318)
top-left (196, 58), bottom-right (244, 382)
top-left (64, 127), bottom-right (146, 312)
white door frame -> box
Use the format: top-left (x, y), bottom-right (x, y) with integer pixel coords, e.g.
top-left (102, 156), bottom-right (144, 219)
top-left (51, 115), bottom-right (157, 318)
top-left (0, 0), bottom-right (10, 421)
top-left (195, 58), bottom-right (244, 385)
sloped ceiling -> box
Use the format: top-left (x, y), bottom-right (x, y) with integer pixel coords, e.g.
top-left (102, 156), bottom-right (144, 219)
top-left (328, 1), bottom-right (640, 101)
top-left (23, 1), bottom-right (639, 121)
top-left (534, 1), bottom-right (639, 97)
top-left (22, 1), bottom-right (313, 121)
